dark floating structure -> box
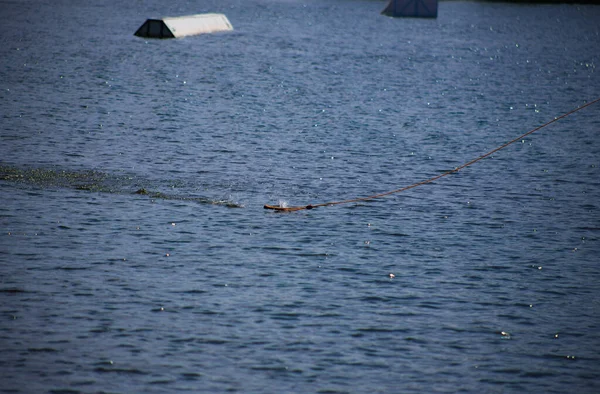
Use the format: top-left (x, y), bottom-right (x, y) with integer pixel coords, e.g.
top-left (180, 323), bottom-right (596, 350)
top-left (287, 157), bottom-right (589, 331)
top-left (134, 13), bottom-right (233, 39)
top-left (381, 0), bottom-right (438, 18)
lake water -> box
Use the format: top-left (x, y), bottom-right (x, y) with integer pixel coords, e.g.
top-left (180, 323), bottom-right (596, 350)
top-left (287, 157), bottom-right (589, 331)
top-left (1, 0), bottom-right (600, 392)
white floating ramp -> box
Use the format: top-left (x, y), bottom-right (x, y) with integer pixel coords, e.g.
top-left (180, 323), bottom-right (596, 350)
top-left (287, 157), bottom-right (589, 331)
top-left (382, 0), bottom-right (438, 18)
top-left (134, 13), bottom-right (233, 39)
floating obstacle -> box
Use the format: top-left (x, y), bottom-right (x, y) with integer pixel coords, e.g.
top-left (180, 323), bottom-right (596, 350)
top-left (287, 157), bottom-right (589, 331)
top-left (134, 13), bottom-right (233, 39)
top-left (264, 204), bottom-right (314, 212)
top-left (381, 0), bottom-right (438, 18)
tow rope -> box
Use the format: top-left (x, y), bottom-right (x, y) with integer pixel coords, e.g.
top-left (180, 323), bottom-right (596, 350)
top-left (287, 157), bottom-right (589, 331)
top-left (265, 98), bottom-right (600, 212)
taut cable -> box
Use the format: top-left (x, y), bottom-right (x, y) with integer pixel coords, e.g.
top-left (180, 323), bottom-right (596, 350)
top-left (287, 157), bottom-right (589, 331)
top-left (265, 98), bottom-right (600, 212)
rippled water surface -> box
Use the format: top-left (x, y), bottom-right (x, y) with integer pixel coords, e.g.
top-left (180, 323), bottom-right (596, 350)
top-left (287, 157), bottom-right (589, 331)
top-left (1, 0), bottom-right (600, 392)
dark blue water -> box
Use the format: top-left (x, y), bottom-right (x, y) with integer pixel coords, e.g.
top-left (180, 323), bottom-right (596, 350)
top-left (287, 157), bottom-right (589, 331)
top-left (1, 0), bottom-right (600, 392)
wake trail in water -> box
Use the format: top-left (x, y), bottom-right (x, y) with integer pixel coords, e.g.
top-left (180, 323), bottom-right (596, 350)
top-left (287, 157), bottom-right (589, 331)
top-left (0, 164), bottom-right (244, 208)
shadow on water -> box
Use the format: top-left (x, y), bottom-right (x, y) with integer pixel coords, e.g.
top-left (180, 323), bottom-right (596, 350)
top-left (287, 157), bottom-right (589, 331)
top-left (0, 164), bottom-right (244, 208)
